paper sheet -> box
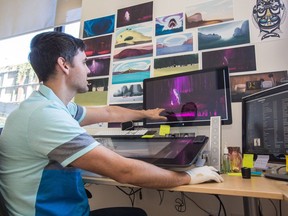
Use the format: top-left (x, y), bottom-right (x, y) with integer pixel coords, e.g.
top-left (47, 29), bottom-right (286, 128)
top-left (254, 155), bottom-right (269, 170)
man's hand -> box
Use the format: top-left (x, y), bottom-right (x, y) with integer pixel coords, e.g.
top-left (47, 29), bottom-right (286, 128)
top-left (145, 108), bottom-right (167, 121)
top-left (185, 166), bottom-right (224, 184)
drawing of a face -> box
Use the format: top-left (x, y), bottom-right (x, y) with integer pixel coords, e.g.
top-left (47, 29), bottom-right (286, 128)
top-left (252, 0), bottom-right (286, 40)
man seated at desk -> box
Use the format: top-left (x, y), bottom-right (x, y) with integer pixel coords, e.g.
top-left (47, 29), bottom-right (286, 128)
top-left (0, 31), bottom-right (223, 216)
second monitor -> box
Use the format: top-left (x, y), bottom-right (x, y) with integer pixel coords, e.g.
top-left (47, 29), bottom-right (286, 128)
top-left (143, 66), bottom-right (232, 128)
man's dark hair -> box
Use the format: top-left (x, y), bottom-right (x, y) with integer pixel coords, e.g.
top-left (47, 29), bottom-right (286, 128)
top-left (28, 31), bottom-right (86, 82)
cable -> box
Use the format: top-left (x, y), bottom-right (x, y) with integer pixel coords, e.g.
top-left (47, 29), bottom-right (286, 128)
top-left (268, 199), bottom-right (278, 216)
top-left (174, 192), bottom-right (213, 215)
top-left (213, 195), bottom-right (227, 216)
top-left (279, 200), bottom-right (282, 216)
top-left (116, 186), bottom-right (142, 207)
top-left (258, 199), bottom-right (263, 216)
top-left (157, 190), bottom-right (165, 205)
top-left (174, 192), bottom-right (186, 212)
top-left (276, 166), bottom-right (286, 174)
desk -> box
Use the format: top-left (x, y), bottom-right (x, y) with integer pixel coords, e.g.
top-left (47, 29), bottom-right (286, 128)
top-left (83, 173), bottom-right (288, 216)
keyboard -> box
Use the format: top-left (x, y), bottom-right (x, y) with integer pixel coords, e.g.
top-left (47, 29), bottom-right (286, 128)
top-left (93, 129), bottom-right (152, 138)
top-left (264, 173), bottom-right (288, 182)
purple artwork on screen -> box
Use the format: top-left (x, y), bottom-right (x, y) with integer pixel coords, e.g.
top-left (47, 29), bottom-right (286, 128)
top-left (146, 71), bottom-right (227, 122)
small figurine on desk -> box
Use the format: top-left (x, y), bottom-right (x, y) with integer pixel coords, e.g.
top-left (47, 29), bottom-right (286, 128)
top-left (228, 147), bottom-right (243, 172)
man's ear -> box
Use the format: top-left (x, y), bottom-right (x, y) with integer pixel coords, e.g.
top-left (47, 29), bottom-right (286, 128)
top-left (57, 57), bottom-right (69, 75)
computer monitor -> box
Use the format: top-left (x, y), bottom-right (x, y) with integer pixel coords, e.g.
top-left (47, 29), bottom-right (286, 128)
top-left (143, 66), bottom-right (232, 128)
top-left (242, 83), bottom-right (288, 163)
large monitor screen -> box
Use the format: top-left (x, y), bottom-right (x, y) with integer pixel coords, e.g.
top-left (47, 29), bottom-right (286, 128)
top-left (143, 66), bottom-right (232, 127)
top-left (242, 83), bottom-right (288, 163)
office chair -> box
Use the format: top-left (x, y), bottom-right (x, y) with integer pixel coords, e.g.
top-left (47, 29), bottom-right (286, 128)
top-left (0, 190), bottom-right (9, 216)
top-left (90, 207), bottom-right (147, 216)
top-left (86, 189), bottom-right (147, 216)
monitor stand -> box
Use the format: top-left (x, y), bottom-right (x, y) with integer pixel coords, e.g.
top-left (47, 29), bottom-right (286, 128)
top-left (169, 126), bottom-right (198, 138)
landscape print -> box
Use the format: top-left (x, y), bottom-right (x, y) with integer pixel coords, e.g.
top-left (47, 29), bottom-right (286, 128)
top-left (185, 0), bottom-right (233, 29)
top-left (198, 20), bottom-right (250, 50)
top-left (117, 1), bottom-right (153, 28)
top-left (155, 13), bottom-right (183, 36)
top-left (113, 44), bottom-right (153, 62)
top-left (156, 32), bottom-right (193, 56)
top-left (230, 70), bottom-right (288, 102)
top-left (115, 23), bottom-right (153, 48)
top-left (74, 78), bottom-right (109, 106)
top-left (112, 59), bottom-right (151, 84)
top-left (87, 55), bottom-right (110, 78)
top-left (83, 14), bottom-right (115, 38)
top-left (202, 45), bottom-right (256, 73)
top-left (154, 54), bottom-right (199, 77)
top-left (83, 35), bottom-right (112, 57)
top-left (109, 83), bottom-right (144, 104)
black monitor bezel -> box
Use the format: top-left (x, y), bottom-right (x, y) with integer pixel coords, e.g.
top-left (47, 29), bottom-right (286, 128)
top-left (242, 83), bottom-right (288, 164)
top-left (143, 66), bottom-right (232, 128)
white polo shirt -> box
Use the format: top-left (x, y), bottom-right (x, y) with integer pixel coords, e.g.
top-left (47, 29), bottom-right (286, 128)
top-left (0, 85), bottom-right (100, 216)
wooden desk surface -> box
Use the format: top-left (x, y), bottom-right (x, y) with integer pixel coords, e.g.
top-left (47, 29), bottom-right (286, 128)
top-left (83, 174), bottom-right (288, 200)
top-left (273, 180), bottom-right (288, 201)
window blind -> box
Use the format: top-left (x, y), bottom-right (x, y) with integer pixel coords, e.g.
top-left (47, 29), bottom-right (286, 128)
top-left (0, 0), bottom-right (82, 40)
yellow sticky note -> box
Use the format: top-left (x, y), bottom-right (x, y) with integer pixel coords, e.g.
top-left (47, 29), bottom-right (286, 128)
top-left (159, 125), bottom-right (170, 136)
top-left (227, 172), bottom-right (242, 176)
top-left (141, 135), bottom-right (155, 138)
top-left (242, 154), bottom-right (254, 168)
top-left (285, 155), bottom-right (288, 172)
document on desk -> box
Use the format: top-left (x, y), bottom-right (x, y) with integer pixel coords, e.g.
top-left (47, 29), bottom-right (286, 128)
top-left (254, 155), bottom-right (269, 170)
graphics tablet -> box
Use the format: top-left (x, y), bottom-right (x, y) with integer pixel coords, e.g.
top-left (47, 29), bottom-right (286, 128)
top-left (95, 136), bottom-right (208, 171)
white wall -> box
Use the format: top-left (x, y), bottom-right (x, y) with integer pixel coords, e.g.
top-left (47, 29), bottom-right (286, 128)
top-left (82, 0), bottom-right (288, 151)
top-left (82, 0), bottom-right (288, 215)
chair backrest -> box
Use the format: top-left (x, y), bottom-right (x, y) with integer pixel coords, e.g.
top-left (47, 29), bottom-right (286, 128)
top-left (0, 190), bottom-right (9, 216)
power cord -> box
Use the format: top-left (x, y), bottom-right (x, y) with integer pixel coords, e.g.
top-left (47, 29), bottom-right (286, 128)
top-left (174, 192), bottom-right (213, 215)
top-left (276, 166), bottom-right (286, 174)
top-left (268, 199), bottom-right (278, 216)
top-left (116, 186), bottom-right (142, 207)
top-left (279, 200), bottom-right (282, 216)
top-left (258, 199), bottom-right (264, 216)
top-left (259, 199), bottom-right (279, 216)
top-left (174, 192), bottom-right (186, 212)
top-left (157, 190), bottom-right (165, 205)
top-left (213, 195), bottom-right (227, 216)
top-left (258, 198), bottom-right (281, 216)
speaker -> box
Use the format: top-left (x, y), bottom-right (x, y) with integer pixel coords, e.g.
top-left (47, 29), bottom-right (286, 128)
top-left (209, 116), bottom-right (222, 171)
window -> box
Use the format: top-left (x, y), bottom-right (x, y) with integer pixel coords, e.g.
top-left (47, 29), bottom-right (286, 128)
top-left (63, 22), bottom-right (81, 37)
top-left (0, 22), bottom-right (80, 127)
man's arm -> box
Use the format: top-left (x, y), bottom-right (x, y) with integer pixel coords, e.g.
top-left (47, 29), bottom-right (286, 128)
top-left (80, 106), bottom-right (166, 126)
top-left (71, 145), bottom-right (190, 188)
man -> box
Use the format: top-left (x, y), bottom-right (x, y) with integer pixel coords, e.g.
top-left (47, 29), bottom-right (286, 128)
top-left (0, 31), bottom-right (223, 216)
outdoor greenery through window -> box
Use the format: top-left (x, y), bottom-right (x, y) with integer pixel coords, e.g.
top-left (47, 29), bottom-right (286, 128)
top-left (0, 22), bottom-right (80, 127)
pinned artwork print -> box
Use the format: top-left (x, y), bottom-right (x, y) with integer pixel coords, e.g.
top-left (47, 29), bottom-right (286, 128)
top-left (252, 0), bottom-right (287, 40)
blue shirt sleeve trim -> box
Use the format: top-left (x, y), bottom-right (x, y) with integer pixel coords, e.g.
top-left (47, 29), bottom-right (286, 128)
top-left (75, 105), bottom-right (86, 123)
